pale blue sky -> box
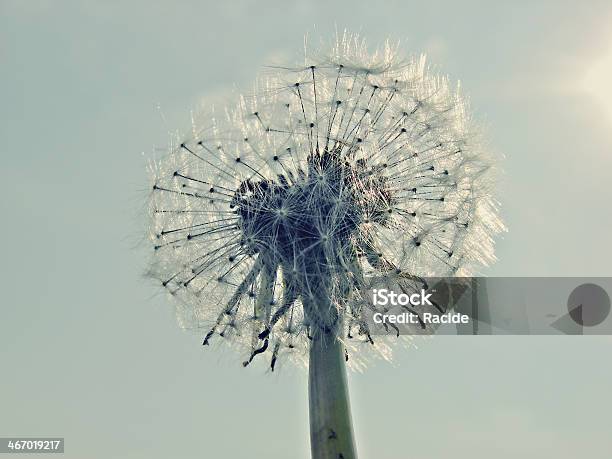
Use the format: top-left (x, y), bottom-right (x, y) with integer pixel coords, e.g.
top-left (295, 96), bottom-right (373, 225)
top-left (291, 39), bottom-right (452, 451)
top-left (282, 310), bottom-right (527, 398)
top-left (1, 1), bottom-right (612, 458)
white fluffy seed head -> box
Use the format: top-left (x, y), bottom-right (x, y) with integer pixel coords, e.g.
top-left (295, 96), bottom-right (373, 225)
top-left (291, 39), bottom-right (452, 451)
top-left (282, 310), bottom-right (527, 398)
top-left (147, 33), bottom-right (505, 371)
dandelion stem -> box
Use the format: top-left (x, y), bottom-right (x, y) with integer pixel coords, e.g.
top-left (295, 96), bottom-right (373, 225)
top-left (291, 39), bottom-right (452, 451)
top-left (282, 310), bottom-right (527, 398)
top-left (308, 329), bottom-right (357, 459)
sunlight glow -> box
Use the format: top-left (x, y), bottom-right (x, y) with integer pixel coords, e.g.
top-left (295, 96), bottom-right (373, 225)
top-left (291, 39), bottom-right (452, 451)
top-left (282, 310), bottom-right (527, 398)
top-left (582, 40), bottom-right (612, 123)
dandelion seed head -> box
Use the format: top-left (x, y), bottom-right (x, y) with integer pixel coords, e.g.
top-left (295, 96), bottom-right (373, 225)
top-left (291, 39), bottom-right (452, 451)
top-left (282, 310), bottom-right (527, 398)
top-left (147, 33), bottom-right (505, 370)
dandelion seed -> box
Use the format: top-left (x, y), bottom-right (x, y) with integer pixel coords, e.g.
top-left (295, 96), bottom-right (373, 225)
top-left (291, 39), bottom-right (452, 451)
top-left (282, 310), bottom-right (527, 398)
top-left (146, 32), bottom-right (504, 459)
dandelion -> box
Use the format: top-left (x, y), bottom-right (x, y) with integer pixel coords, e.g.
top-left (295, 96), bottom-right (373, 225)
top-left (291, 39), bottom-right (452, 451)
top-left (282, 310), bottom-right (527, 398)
top-left (147, 33), bottom-right (503, 459)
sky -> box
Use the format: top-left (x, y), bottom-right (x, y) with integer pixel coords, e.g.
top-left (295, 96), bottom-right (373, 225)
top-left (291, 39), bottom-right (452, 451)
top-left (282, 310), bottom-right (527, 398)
top-left (1, 1), bottom-right (612, 458)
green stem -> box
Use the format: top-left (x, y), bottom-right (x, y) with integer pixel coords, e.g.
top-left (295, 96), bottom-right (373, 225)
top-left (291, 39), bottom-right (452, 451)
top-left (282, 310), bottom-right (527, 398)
top-left (308, 331), bottom-right (357, 459)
